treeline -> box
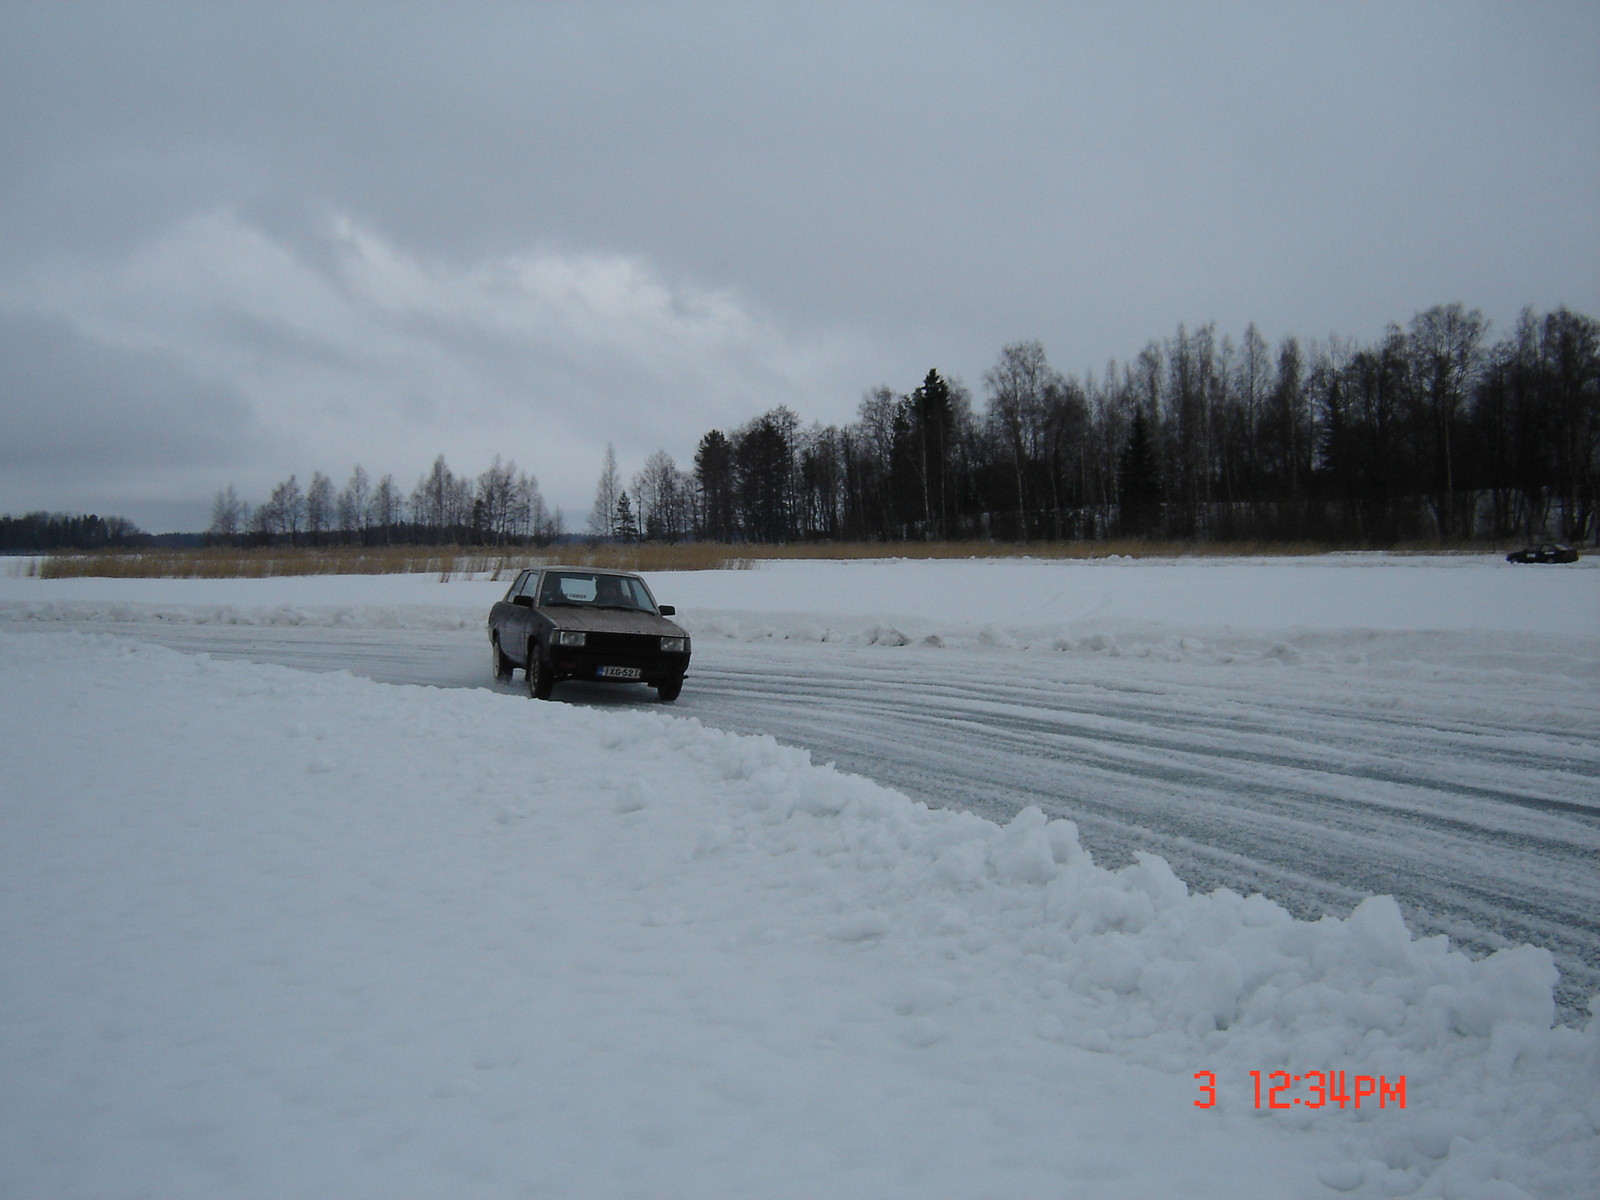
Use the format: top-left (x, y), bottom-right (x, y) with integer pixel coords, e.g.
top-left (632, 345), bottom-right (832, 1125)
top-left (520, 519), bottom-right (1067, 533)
top-left (213, 301), bottom-right (1599, 552)
top-left (0, 511), bottom-right (149, 553)
top-left (637, 303), bottom-right (1595, 546)
top-left (209, 455), bottom-right (564, 547)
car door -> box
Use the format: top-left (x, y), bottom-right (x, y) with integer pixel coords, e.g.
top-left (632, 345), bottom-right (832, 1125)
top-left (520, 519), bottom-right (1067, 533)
top-left (499, 570), bottom-right (535, 664)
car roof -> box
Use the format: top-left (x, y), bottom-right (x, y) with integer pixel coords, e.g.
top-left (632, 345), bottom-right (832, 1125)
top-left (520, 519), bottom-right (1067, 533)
top-left (538, 565), bottom-right (644, 578)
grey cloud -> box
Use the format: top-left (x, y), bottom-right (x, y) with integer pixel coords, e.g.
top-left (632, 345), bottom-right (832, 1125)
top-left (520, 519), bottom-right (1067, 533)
top-left (0, 308), bottom-right (260, 475)
top-left (202, 308), bottom-right (368, 378)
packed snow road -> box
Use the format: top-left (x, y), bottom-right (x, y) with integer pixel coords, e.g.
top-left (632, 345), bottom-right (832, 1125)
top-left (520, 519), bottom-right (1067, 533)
top-left (675, 638), bottom-right (1600, 1020)
top-left (5, 555), bottom-right (1598, 1019)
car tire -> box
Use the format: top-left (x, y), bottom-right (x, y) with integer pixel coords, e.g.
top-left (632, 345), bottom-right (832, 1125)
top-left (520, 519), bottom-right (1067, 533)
top-left (655, 677), bottom-right (683, 703)
top-left (527, 647), bottom-right (554, 701)
top-left (491, 637), bottom-right (512, 683)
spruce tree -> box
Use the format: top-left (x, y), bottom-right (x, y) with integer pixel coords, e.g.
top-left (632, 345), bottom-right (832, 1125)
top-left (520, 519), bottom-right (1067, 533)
top-left (1119, 408), bottom-right (1162, 537)
top-left (614, 490), bottom-right (639, 542)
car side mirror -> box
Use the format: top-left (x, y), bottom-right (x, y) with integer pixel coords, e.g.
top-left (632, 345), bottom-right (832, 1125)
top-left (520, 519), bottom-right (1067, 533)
top-left (512, 594), bottom-right (533, 608)
top-left (658, 604), bottom-right (675, 616)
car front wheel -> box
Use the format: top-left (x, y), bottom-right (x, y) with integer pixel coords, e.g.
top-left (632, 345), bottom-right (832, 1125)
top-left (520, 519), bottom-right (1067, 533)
top-left (655, 677), bottom-right (683, 703)
top-left (527, 648), bottom-right (554, 700)
top-left (491, 636), bottom-right (512, 682)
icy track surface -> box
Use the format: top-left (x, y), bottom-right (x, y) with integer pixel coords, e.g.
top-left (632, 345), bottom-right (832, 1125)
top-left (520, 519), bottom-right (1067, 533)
top-left (6, 554), bottom-right (1598, 1024)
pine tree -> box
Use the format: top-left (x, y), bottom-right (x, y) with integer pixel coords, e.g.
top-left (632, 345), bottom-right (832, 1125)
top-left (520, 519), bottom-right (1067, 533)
top-left (614, 490), bottom-right (639, 542)
top-left (1119, 408), bottom-right (1162, 537)
top-left (694, 430), bottom-right (734, 540)
top-left (911, 368), bottom-right (955, 538)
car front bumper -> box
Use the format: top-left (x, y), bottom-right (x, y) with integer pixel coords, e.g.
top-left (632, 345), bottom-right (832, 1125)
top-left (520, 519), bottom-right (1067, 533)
top-left (549, 642), bottom-right (690, 685)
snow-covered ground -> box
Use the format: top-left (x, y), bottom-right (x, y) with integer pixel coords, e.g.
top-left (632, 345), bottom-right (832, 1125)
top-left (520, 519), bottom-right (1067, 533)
top-left (7, 554), bottom-right (1598, 1009)
top-left (2, 554), bottom-right (1597, 1197)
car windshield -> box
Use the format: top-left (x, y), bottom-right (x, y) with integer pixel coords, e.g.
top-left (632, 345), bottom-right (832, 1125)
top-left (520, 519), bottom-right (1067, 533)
top-left (538, 572), bottom-right (656, 613)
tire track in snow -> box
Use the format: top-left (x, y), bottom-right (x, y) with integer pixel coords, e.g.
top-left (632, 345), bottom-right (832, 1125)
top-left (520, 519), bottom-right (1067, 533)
top-left (15, 617), bottom-right (1599, 1019)
top-left (675, 649), bottom-right (1600, 1019)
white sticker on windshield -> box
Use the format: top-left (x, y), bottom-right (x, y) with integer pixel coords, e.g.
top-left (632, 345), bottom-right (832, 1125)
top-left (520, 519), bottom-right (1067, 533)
top-left (558, 577), bottom-right (597, 602)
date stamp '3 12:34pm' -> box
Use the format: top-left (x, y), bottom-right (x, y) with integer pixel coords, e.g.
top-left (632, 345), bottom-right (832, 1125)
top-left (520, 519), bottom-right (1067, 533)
top-left (1194, 1071), bottom-right (1407, 1110)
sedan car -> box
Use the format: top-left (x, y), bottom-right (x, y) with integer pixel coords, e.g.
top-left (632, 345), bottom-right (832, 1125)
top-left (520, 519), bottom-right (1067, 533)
top-left (1505, 543), bottom-right (1580, 564)
top-left (487, 566), bottom-right (691, 701)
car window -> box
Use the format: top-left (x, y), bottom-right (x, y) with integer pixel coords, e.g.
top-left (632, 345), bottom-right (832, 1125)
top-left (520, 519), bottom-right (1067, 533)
top-left (537, 572), bottom-right (656, 612)
top-left (618, 576), bottom-right (657, 611)
top-left (505, 570), bottom-right (531, 600)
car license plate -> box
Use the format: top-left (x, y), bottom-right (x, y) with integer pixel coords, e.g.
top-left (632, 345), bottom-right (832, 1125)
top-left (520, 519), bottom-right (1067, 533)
top-left (598, 666), bottom-right (642, 680)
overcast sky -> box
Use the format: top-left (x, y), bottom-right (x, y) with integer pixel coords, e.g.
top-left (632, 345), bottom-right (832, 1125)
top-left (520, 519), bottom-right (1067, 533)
top-left (2, 2), bottom-right (1597, 533)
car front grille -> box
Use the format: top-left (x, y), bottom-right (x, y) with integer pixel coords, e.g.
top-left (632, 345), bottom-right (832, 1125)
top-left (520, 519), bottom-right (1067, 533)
top-left (583, 632), bottom-right (661, 656)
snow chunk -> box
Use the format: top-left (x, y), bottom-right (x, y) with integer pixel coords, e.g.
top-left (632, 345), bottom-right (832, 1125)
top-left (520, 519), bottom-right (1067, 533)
top-left (1081, 632), bottom-right (1122, 655)
top-left (865, 624), bottom-right (911, 646)
top-left (988, 805), bottom-right (1058, 884)
top-left (828, 911), bottom-right (891, 942)
top-left (612, 777), bottom-right (651, 813)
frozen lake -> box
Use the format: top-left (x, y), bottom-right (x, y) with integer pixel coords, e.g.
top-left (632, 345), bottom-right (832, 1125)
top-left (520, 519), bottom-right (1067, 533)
top-left (6, 553), bottom-right (1598, 1017)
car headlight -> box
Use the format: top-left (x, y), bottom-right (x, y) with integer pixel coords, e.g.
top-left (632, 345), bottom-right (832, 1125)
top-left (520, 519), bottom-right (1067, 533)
top-left (555, 630), bottom-right (586, 647)
top-left (660, 636), bottom-right (687, 653)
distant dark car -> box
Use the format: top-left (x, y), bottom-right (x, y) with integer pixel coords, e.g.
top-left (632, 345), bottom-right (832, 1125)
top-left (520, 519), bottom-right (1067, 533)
top-left (487, 566), bottom-right (691, 701)
top-left (1505, 543), bottom-right (1580, 565)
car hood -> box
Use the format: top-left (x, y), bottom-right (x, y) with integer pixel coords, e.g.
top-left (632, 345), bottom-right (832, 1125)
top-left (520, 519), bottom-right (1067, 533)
top-left (540, 607), bottom-right (687, 638)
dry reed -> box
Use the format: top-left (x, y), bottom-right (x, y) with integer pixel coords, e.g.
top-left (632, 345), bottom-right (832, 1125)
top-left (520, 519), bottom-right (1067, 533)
top-left (29, 538), bottom-right (1496, 580)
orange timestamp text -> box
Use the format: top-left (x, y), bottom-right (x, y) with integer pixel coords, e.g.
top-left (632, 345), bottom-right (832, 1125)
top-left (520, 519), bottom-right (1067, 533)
top-left (1193, 1070), bottom-right (1406, 1110)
